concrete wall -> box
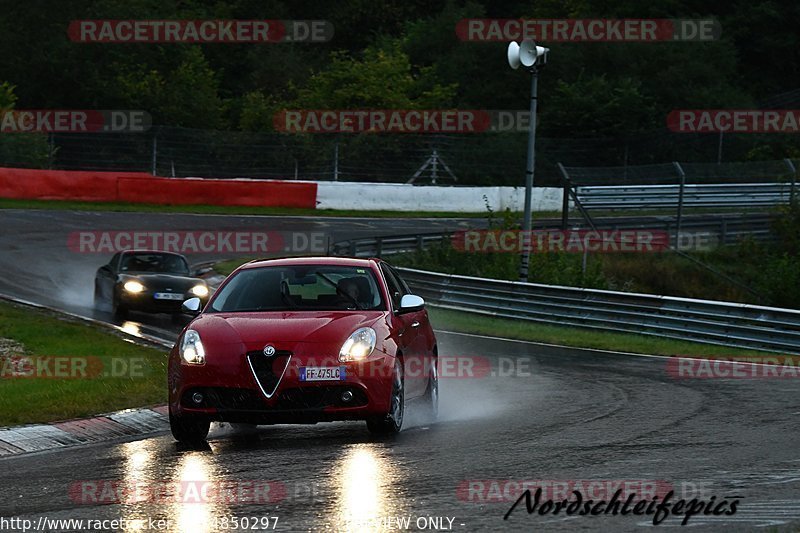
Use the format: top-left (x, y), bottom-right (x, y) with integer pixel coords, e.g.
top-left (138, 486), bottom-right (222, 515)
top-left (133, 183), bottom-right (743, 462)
top-left (316, 182), bottom-right (562, 213)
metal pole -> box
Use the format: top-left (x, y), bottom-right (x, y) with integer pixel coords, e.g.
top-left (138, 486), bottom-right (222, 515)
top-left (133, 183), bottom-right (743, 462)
top-left (47, 133), bottom-right (54, 169)
top-left (784, 158), bottom-right (797, 204)
top-left (333, 142), bottom-right (339, 181)
top-left (431, 148), bottom-right (438, 185)
top-left (519, 68), bottom-right (539, 281)
top-left (673, 161), bottom-right (686, 249)
top-left (151, 135), bottom-right (157, 176)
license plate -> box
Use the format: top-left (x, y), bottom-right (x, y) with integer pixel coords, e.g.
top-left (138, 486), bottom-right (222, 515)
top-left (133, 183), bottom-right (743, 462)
top-left (154, 292), bottom-right (184, 300)
top-left (300, 366), bottom-right (346, 381)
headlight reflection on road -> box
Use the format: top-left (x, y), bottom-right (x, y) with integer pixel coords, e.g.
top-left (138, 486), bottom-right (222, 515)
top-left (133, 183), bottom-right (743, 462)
top-left (174, 454), bottom-right (220, 533)
top-left (119, 321), bottom-right (141, 337)
top-left (336, 446), bottom-right (402, 532)
top-left (119, 440), bottom-right (158, 532)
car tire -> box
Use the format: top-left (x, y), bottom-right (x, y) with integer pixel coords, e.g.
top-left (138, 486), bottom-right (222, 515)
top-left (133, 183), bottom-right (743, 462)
top-left (93, 281), bottom-right (103, 310)
top-left (421, 355), bottom-right (439, 422)
top-left (367, 357), bottom-right (404, 435)
top-left (169, 408), bottom-right (210, 444)
top-left (112, 293), bottom-right (128, 320)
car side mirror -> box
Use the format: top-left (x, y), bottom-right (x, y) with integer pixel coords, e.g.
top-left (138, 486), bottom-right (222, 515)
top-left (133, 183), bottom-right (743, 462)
top-left (398, 294), bottom-right (425, 314)
top-left (193, 267), bottom-right (212, 277)
top-left (182, 297), bottom-right (202, 315)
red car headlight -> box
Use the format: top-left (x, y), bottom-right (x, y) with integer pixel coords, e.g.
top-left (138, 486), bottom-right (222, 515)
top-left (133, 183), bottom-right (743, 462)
top-left (339, 327), bottom-right (377, 362)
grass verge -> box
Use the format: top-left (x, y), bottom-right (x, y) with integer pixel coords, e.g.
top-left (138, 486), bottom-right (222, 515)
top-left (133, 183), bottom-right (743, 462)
top-left (0, 300), bottom-right (167, 426)
top-left (428, 307), bottom-right (773, 357)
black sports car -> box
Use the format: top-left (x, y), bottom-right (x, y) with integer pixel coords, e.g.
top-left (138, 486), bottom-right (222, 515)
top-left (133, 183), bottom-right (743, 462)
top-left (94, 250), bottom-right (210, 319)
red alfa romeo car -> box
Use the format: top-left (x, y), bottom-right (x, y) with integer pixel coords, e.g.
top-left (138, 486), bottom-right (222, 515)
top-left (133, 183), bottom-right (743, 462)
top-left (168, 256), bottom-right (438, 443)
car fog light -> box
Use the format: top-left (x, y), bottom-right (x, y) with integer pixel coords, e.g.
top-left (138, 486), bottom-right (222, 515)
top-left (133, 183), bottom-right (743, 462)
top-left (192, 392), bottom-right (204, 404)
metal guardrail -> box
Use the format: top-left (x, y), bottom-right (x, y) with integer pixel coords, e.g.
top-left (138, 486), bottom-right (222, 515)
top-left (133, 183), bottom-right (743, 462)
top-left (576, 183), bottom-right (793, 210)
top-left (395, 267), bottom-right (800, 354)
top-left (328, 213), bottom-right (776, 257)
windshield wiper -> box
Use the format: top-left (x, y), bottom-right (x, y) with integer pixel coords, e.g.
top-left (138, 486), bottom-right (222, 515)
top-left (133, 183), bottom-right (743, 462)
top-left (315, 272), bottom-right (362, 310)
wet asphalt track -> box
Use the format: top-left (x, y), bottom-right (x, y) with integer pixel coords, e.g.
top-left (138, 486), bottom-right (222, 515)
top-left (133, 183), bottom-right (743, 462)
top-left (1, 210), bottom-right (800, 532)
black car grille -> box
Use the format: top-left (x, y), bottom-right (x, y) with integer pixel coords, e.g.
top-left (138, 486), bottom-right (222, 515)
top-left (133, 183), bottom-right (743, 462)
top-left (246, 350), bottom-right (292, 398)
top-left (181, 387), bottom-right (266, 410)
top-left (276, 386), bottom-right (368, 410)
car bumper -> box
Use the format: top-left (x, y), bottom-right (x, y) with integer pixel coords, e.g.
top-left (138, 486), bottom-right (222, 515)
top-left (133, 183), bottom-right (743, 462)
top-left (168, 345), bottom-right (395, 424)
top-left (120, 292), bottom-right (206, 313)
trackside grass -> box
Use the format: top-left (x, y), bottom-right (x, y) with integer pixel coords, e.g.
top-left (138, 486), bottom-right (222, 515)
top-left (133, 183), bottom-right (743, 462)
top-left (0, 300), bottom-right (167, 426)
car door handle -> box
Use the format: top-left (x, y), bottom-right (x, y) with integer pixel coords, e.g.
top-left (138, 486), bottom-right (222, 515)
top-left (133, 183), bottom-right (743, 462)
top-left (411, 321), bottom-right (420, 328)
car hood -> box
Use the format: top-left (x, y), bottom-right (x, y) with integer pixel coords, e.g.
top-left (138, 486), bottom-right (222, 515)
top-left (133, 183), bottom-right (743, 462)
top-left (189, 311), bottom-right (386, 345)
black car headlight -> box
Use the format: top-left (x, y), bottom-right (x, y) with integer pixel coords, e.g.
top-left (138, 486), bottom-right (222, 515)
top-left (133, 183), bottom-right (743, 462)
top-left (123, 280), bottom-right (145, 293)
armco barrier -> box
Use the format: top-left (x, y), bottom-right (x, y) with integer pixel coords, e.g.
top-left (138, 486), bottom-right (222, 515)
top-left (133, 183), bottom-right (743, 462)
top-left (0, 167), bottom-right (317, 208)
top-left (395, 267), bottom-right (800, 354)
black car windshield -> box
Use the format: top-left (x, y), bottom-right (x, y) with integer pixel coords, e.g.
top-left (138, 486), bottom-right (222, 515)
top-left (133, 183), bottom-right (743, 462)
top-left (208, 265), bottom-right (386, 312)
top-left (120, 253), bottom-right (190, 275)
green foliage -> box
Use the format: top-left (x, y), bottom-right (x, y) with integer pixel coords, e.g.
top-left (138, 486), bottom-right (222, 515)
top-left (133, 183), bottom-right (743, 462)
top-left (0, 0), bottom-right (797, 161)
top-left (0, 82), bottom-right (50, 168)
top-left (289, 43), bottom-right (457, 110)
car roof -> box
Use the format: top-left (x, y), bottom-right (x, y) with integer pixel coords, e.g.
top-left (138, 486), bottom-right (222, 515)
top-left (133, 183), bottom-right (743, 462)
top-left (239, 256), bottom-right (381, 270)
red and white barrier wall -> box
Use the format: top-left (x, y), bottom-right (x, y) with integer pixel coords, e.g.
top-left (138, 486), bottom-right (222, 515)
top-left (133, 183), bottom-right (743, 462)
top-left (0, 167), bottom-right (563, 212)
top-left (315, 181), bottom-right (562, 212)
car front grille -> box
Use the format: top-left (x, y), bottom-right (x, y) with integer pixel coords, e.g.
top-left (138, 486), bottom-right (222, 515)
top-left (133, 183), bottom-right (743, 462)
top-left (246, 349), bottom-right (292, 398)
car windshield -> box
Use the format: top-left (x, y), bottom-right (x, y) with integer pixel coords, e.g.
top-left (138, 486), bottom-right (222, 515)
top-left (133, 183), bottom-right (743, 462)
top-left (208, 265), bottom-right (385, 312)
top-left (120, 253), bottom-right (190, 275)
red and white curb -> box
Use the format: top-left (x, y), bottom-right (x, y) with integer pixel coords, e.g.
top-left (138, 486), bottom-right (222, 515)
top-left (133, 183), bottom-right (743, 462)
top-left (0, 405), bottom-right (169, 458)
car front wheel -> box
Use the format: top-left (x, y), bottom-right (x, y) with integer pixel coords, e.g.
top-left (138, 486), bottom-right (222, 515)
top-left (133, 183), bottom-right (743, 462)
top-left (169, 408), bottom-right (210, 444)
top-left (367, 357), bottom-right (404, 435)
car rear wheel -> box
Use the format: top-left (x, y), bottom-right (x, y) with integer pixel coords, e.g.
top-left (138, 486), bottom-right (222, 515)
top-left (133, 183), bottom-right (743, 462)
top-left (169, 408), bottom-right (210, 444)
top-left (367, 357), bottom-right (404, 435)
top-left (422, 355), bottom-right (439, 422)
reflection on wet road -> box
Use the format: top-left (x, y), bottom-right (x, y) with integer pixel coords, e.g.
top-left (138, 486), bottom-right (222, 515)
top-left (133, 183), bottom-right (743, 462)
top-left (3, 332), bottom-right (800, 531)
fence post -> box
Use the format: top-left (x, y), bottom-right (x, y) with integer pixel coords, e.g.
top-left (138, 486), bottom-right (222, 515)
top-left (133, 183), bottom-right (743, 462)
top-left (333, 142), bottom-right (339, 181)
top-left (151, 134), bottom-right (157, 176)
top-left (784, 158), bottom-right (797, 204)
top-left (47, 133), bottom-right (54, 169)
top-left (557, 162), bottom-right (570, 229)
top-left (672, 161), bottom-right (686, 248)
